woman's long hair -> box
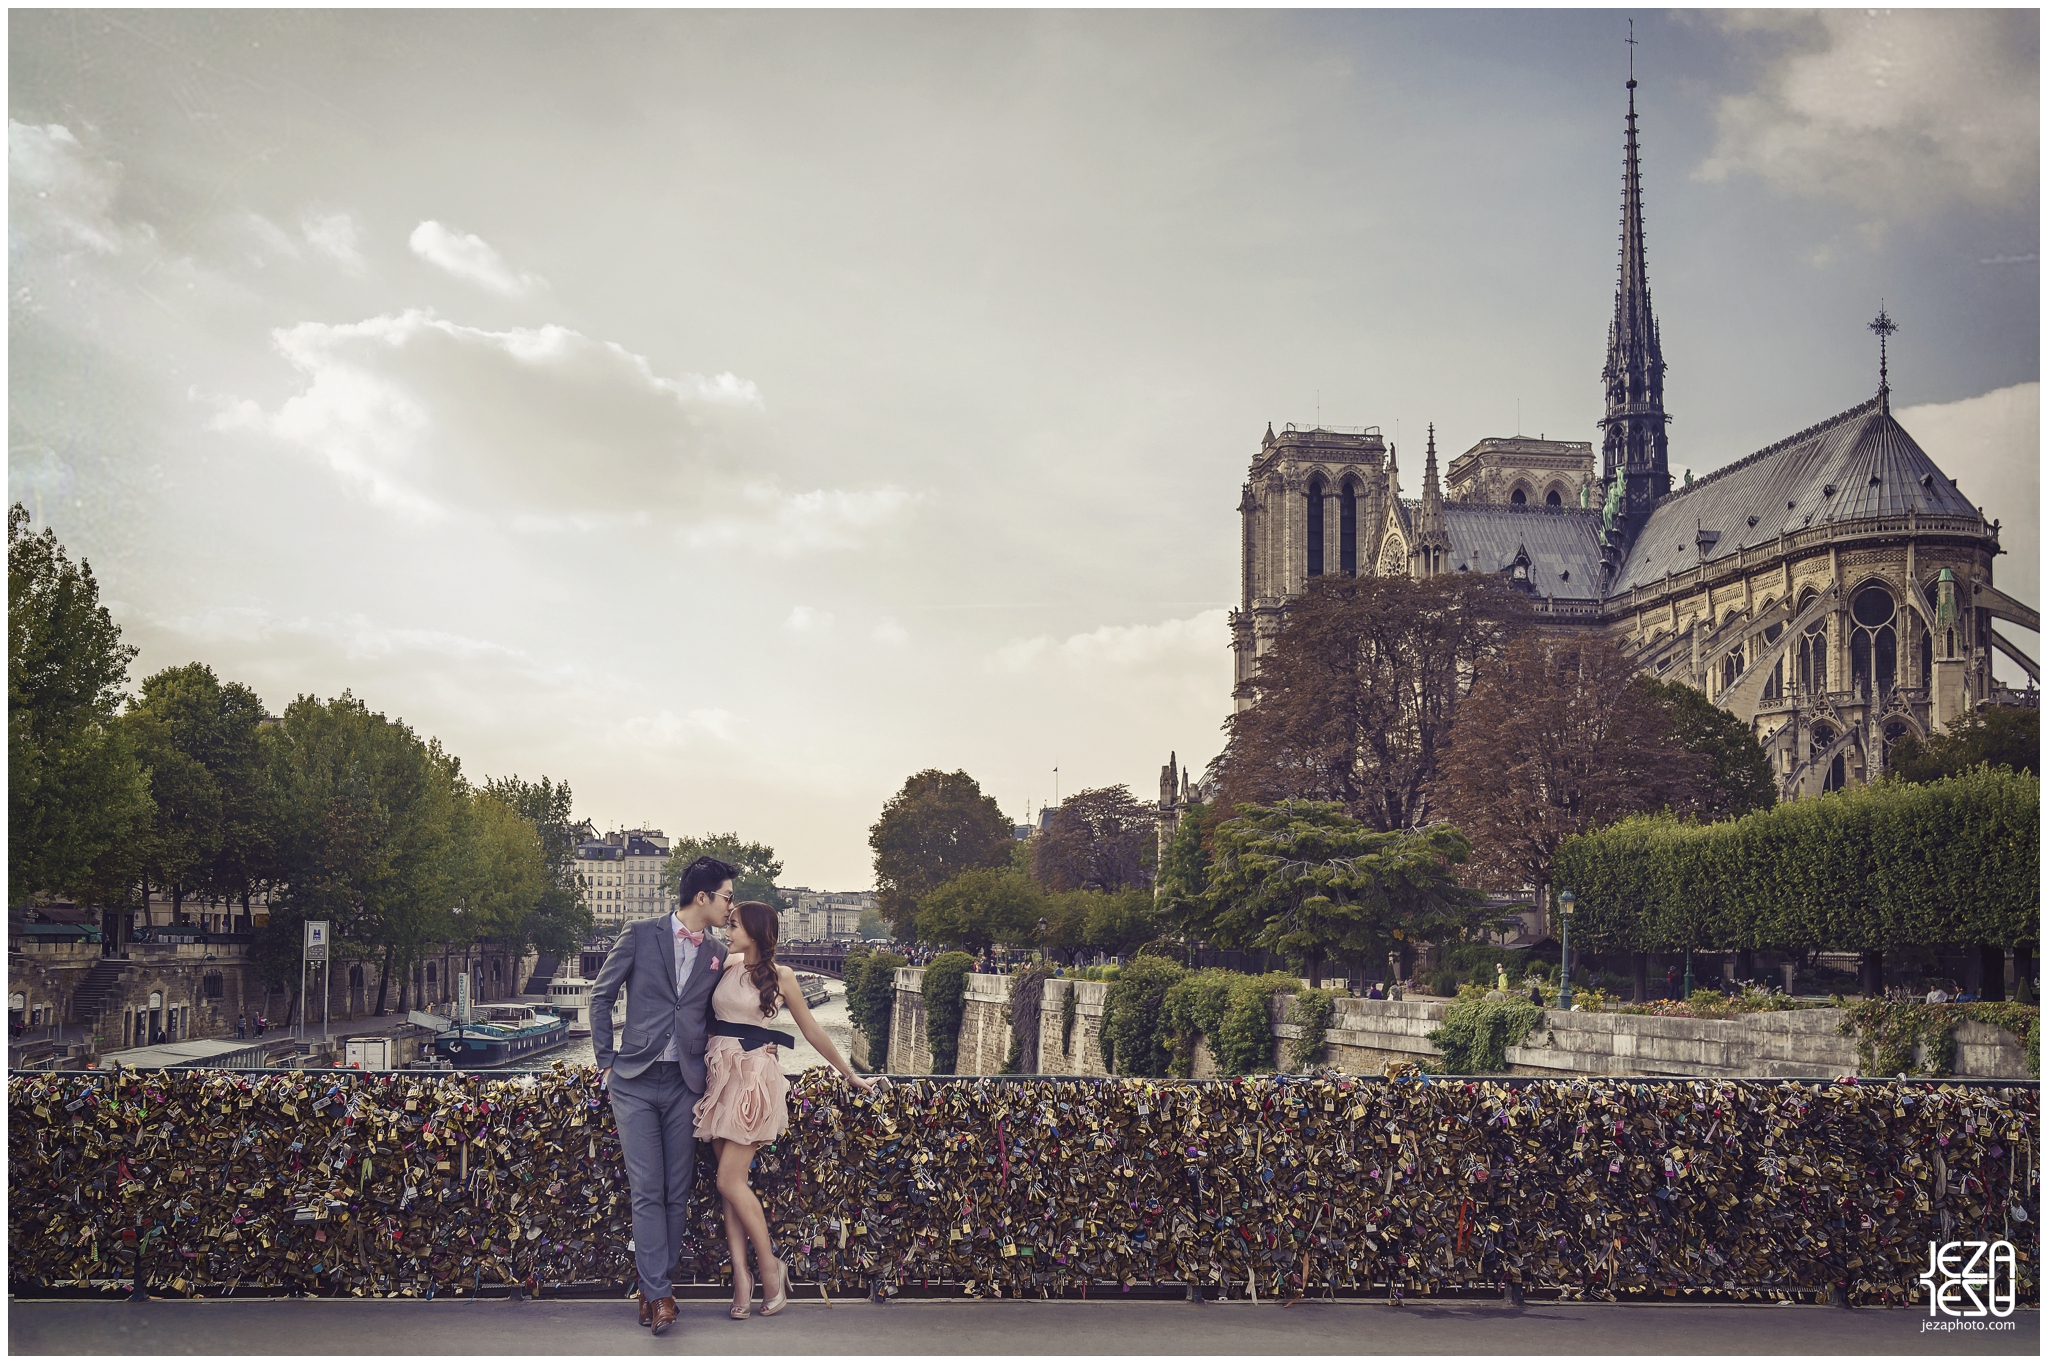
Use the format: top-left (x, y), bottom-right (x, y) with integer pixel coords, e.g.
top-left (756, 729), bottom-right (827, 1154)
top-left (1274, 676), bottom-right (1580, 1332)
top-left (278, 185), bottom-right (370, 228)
top-left (734, 900), bottom-right (781, 1018)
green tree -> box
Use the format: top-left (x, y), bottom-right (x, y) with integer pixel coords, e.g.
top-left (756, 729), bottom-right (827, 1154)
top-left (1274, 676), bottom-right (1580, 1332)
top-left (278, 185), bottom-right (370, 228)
top-left (869, 769), bottom-right (1014, 939)
top-left (1205, 799), bottom-right (1489, 987)
top-left (1153, 801), bottom-right (1217, 957)
top-left (856, 908), bottom-right (892, 940)
top-left (1083, 887), bottom-right (1161, 958)
top-left (8, 504), bottom-right (152, 909)
top-left (659, 833), bottom-right (787, 909)
top-left (485, 774), bottom-right (594, 959)
top-left (124, 663), bottom-right (272, 927)
top-left (1100, 956), bottom-right (1187, 1077)
top-left (914, 867), bottom-right (1044, 953)
top-left (843, 943), bottom-right (908, 1070)
top-left (1038, 889), bottom-right (1094, 964)
top-left (260, 694), bottom-right (461, 1021)
top-left (921, 950), bottom-right (977, 1074)
top-left (1888, 706), bottom-right (2038, 784)
top-left (1634, 676), bottom-right (1778, 817)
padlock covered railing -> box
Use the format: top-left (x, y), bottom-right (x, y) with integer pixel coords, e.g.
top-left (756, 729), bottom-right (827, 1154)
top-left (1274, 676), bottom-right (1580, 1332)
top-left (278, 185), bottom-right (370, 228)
top-left (7, 1067), bottom-right (2038, 1305)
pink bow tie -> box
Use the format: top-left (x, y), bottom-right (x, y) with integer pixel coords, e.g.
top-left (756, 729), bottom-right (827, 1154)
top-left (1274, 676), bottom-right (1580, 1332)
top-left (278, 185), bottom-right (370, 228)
top-left (676, 925), bottom-right (704, 947)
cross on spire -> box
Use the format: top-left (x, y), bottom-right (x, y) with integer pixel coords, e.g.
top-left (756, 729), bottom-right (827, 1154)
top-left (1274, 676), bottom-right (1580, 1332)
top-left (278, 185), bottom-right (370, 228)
top-left (1626, 18), bottom-right (1636, 85)
top-left (1869, 302), bottom-right (1898, 412)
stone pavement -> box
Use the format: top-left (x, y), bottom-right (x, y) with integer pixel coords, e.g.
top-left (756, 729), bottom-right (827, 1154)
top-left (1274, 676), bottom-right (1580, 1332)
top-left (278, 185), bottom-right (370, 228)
top-left (8, 1297), bottom-right (2037, 1355)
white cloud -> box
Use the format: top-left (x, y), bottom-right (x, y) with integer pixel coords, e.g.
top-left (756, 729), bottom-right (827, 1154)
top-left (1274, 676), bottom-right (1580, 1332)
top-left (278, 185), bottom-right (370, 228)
top-left (784, 605), bottom-right (835, 633)
top-left (230, 211), bottom-right (302, 264)
top-left (213, 309), bottom-right (767, 520)
top-left (303, 210), bottom-right (366, 272)
top-left (409, 219), bottom-right (543, 296)
top-left (989, 609), bottom-right (1230, 675)
top-left (683, 482), bottom-right (925, 555)
top-left (8, 120), bottom-right (151, 255)
top-left (1894, 381), bottom-right (2039, 682)
top-left (871, 618), bottom-right (908, 645)
top-left (1698, 11), bottom-right (2039, 209)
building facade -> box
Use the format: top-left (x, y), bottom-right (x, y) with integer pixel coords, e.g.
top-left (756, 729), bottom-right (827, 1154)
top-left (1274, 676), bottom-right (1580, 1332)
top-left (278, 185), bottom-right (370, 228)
top-left (779, 888), bottom-right (876, 943)
top-left (1220, 72), bottom-right (2036, 803)
top-left (575, 828), bottom-right (672, 932)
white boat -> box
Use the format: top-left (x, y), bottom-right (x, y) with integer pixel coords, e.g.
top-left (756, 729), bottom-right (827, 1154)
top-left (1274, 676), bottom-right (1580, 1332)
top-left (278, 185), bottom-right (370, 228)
top-left (546, 975), bottom-right (595, 1036)
top-left (795, 973), bottom-right (830, 1008)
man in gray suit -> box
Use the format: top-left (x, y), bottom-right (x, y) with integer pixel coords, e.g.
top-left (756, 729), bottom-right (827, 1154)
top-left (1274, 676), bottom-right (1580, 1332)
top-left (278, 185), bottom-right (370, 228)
top-left (592, 854), bottom-right (737, 1334)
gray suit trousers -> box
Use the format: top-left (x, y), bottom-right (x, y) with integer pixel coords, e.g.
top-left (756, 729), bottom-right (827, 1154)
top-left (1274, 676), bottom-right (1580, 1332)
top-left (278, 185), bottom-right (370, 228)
top-left (608, 1060), bottom-right (700, 1300)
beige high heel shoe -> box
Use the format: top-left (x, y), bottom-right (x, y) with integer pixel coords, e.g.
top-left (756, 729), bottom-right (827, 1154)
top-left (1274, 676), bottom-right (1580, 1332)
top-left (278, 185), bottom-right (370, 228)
top-left (759, 1255), bottom-right (790, 1317)
top-left (729, 1261), bottom-right (753, 1320)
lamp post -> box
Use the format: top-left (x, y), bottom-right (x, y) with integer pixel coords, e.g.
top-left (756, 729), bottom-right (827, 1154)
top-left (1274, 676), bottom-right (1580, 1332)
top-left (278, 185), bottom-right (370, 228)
top-left (1682, 947), bottom-right (1694, 1002)
top-left (1557, 889), bottom-right (1576, 1010)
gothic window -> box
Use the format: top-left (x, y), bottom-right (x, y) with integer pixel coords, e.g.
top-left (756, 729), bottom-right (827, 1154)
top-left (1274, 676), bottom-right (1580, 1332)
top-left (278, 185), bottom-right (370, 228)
top-left (1918, 629), bottom-right (1932, 685)
top-left (1511, 488), bottom-right (1527, 506)
top-left (1545, 488), bottom-right (1563, 506)
top-left (203, 972), bottom-right (224, 999)
top-left (1376, 535), bottom-right (1406, 577)
top-left (1810, 722), bottom-right (1836, 763)
top-left (1824, 751), bottom-right (1847, 793)
top-left (426, 962), bottom-right (438, 985)
top-left (1882, 721), bottom-right (1912, 766)
top-left (1721, 642), bottom-right (1744, 691)
top-left (1306, 478), bottom-right (1325, 578)
top-left (1339, 481), bottom-right (1358, 576)
top-left (1848, 585), bottom-right (1897, 696)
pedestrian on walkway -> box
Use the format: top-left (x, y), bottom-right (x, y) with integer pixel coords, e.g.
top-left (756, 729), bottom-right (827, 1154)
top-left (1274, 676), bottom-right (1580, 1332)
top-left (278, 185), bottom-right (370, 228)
top-left (236, 1013), bottom-right (247, 1040)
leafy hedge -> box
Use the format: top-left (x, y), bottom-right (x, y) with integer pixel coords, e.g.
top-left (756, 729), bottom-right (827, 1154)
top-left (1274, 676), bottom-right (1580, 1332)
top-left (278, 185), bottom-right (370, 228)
top-left (921, 951), bottom-right (976, 1074)
top-left (1101, 957), bottom-right (1185, 1077)
top-left (843, 946), bottom-right (907, 1071)
top-left (1287, 987), bottom-right (1337, 1070)
top-left (1426, 989), bottom-right (1546, 1074)
top-left (1553, 767), bottom-right (2038, 952)
top-left (1156, 969), bottom-right (1300, 1077)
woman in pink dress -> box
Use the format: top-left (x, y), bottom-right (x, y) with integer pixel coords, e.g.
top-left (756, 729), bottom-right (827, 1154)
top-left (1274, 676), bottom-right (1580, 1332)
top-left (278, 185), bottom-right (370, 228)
top-left (696, 899), bottom-right (871, 1319)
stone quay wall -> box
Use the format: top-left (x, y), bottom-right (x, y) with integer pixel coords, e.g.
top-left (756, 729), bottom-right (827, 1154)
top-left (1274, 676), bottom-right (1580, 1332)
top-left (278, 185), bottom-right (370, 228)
top-left (855, 973), bottom-right (2034, 1081)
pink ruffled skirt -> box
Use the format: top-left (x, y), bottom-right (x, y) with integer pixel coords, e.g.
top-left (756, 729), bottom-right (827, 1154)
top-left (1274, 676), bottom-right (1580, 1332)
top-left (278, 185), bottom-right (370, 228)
top-left (693, 1036), bottom-right (791, 1145)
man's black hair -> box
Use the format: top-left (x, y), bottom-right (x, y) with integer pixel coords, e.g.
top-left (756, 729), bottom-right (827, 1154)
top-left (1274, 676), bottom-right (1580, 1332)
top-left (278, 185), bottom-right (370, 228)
top-left (677, 856), bottom-right (740, 907)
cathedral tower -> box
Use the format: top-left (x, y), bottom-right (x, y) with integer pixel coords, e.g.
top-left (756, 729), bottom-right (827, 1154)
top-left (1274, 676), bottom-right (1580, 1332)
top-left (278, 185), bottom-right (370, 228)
top-left (1598, 68), bottom-right (1670, 549)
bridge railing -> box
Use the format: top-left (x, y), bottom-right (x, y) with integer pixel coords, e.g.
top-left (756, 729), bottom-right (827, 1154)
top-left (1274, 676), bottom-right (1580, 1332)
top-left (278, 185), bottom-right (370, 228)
top-left (7, 1068), bottom-right (2036, 1307)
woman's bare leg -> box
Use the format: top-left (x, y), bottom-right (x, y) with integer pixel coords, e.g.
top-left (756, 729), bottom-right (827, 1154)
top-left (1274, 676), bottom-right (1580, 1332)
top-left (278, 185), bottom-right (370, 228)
top-left (715, 1139), bottom-right (781, 1299)
top-left (713, 1138), bottom-right (753, 1309)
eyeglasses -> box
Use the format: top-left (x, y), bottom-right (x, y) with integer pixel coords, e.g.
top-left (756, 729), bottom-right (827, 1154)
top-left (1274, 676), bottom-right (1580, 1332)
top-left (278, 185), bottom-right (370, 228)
top-left (716, 891), bottom-right (733, 904)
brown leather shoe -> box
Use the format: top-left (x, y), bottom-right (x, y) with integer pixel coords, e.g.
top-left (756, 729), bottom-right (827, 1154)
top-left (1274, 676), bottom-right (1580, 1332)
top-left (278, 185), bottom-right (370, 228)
top-left (649, 1296), bottom-right (678, 1335)
top-left (638, 1294), bottom-right (653, 1328)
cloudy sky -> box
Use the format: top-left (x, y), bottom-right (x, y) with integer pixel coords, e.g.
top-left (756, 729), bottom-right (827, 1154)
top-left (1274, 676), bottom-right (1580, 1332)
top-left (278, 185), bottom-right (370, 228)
top-left (10, 10), bottom-right (2038, 889)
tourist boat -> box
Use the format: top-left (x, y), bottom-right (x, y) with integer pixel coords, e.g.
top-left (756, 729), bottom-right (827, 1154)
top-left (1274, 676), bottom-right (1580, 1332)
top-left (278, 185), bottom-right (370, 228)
top-left (795, 973), bottom-right (830, 1009)
top-left (432, 1005), bottom-right (568, 1067)
top-left (545, 976), bottom-right (595, 1036)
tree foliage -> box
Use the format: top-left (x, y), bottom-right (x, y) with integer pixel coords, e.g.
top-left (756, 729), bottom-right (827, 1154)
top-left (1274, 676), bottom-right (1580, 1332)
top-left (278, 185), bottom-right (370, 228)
top-left (1152, 801), bottom-right (1217, 954)
top-left (1101, 956), bottom-right (1186, 1077)
top-left (921, 950), bottom-right (977, 1074)
top-left (8, 503), bottom-right (151, 908)
top-left (1030, 784), bottom-right (1155, 892)
top-left (1202, 799), bottom-right (1491, 985)
top-left (1634, 676), bottom-right (1778, 818)
top-left (1888, 706), bottom-right (2038, 784)
top-left (1431, 631), bottom-right (1704, 898)
top-left (1554, 766), bottom-right (2039, 953)
top-left (869, 769), bottom-right (1015, 938)
top-left (914, 867), bottom-right (1044, 952)
top-left (1082, 887), bottom-right (1161, 958)
top-left (1213, 575), bottom-right (1525, 832)
top-left (481, 775), bottom-right (592, 960)
top-left (843, 943), bottom-right (907, 1070)
top-left (660, 832), bottom-right (787, 910)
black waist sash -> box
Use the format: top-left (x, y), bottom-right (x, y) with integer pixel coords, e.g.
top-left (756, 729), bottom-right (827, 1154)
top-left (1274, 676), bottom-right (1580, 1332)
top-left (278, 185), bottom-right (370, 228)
top-left (710, 1019), bottom-right (796, 1051)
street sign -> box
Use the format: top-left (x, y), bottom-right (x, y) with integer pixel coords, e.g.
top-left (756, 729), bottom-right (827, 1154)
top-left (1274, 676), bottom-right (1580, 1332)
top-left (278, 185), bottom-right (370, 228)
top-left (457, 972), bottom-right (471, 1023)
top-left (304, 920), bottom-right (329, 963)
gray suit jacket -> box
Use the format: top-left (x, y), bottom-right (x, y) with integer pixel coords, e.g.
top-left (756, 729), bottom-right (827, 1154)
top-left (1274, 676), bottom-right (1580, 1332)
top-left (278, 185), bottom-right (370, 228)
top-left (591, 914), bottom-right (725, 1089)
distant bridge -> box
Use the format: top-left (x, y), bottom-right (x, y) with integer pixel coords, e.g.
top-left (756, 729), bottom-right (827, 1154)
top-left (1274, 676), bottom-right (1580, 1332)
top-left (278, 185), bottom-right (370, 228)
top-left (780, 943), bottom-right (854, 980)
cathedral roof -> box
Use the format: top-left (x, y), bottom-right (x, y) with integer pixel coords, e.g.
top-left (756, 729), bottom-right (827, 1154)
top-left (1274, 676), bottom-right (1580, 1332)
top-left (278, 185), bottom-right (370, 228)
top-left (1442, 504), bottom-right (1604, 601)
top-left (1611, 396), bottom-right (1981, 593)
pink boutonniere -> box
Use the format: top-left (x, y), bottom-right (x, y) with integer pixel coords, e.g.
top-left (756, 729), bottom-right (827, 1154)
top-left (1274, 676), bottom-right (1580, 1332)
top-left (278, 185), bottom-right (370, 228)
top-left (708, 956), bottom-right (723, 973)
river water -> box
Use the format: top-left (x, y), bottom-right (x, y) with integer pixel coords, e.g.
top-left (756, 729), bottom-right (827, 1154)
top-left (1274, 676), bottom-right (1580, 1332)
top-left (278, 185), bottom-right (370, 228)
top-left (544, 977), bottom-right (854, 1077)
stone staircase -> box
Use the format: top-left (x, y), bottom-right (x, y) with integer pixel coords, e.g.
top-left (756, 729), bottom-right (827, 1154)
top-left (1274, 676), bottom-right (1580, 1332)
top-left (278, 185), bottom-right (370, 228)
top-left (522, 954), bottom-right (559, 997)
top-left (68, 959), bottom-right (130, 1026)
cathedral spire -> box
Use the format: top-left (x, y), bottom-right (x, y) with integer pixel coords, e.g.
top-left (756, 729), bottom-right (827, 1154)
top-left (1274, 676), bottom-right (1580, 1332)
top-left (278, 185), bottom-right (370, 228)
top-left (1414, 423), bottom-right (1450, 577)
top-left (1422, 424), bottom-right (1442, 513)
top-left (1599, 34), bottom-right (1670, 543)
top-left (1869, 303), bottom-right (1897, 413)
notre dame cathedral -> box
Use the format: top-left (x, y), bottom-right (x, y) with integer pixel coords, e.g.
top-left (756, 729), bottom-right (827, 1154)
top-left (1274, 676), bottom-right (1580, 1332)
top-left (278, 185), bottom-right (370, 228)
top-left (1177, 71), bottom-right (2037, 835)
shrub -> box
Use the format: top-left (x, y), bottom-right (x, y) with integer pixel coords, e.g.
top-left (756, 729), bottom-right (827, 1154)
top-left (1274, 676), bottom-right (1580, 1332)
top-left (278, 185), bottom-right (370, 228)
top-left (1002, 961), bottom-right (1050, 1074)
top-left (1836, 998), bottom-right (2040, 1077)
top-left (1101, 957), bottom-right (1187, 1078)
top-left (921, 951), bottom-right (976, 1074)
top-left (1287, 987), bottom-right (1337, 1070)
top-left (1161, 970), bottom-right (1237, 1077)
top-left (843, 945), bottom-right (907, 1071)
top-left (1426, 993), bottom-right (1545, 1074)
top-left (1215, 971), bottom-right (1299, 1076)
top-left (1059, 986), bottom-right (1078, 1060)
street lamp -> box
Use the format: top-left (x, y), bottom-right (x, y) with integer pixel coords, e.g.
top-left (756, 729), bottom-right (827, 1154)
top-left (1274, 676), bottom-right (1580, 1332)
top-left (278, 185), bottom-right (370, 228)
top-left (1036, 917), bottom-right (1049, 966)
top-left (1556, 889), bottom-right (1576, 1010)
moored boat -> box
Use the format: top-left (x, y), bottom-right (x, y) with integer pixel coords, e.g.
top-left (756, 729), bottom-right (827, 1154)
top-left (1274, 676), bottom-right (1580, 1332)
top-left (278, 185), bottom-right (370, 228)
top-left (795, 973), bottom-right (830, 1008)
top-left (432, 1004), bottom-right (568, 1066)
top-left (545, 976), bottom-right (595, 1036)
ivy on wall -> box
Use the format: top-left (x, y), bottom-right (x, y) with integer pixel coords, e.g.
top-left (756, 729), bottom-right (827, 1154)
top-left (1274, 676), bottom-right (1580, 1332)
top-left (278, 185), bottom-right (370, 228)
top-left (843, 947), bottom-right (907, 1072)
top-left (1426, 989), bottom-right (1546, 1074)
top-left (1836, 998), bottom-right (2040, 1078)
top-left (921, 952), bottom-right (976, 1075)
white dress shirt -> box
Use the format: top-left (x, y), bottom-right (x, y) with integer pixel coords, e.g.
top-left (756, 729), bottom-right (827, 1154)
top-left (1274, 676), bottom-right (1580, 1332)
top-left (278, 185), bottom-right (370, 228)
top-left (661, 910), bottom-right (702, 1063)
